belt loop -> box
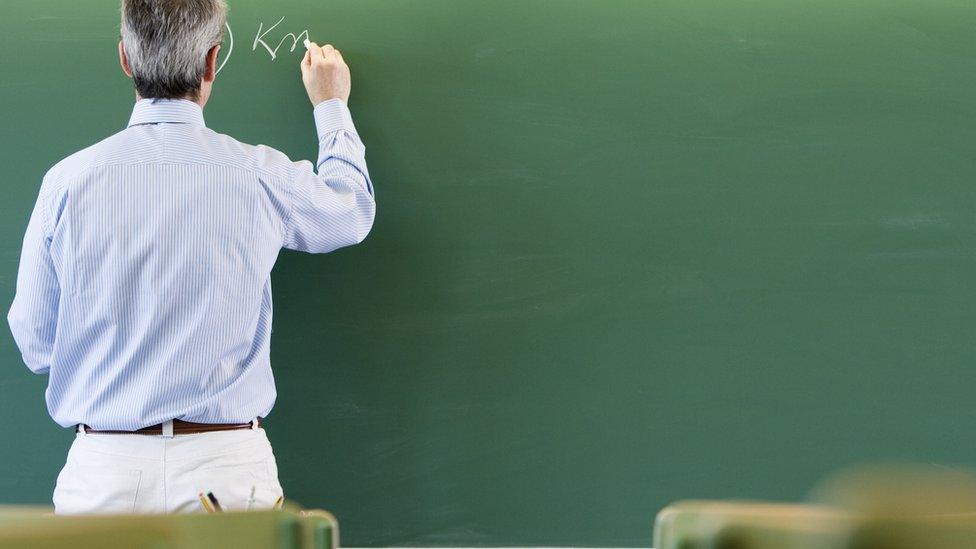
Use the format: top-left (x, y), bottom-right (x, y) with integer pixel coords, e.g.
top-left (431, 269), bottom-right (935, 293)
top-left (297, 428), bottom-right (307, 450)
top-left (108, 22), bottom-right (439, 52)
top-left (77, 424), bottom-right (87, 436)
top-left (162, 420), bottom-right (174, 438)
top-left (251, 418), bottom-right (259, 430)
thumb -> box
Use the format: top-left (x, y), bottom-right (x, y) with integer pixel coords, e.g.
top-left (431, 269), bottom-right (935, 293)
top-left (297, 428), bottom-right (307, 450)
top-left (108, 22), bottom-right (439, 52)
top-left (306, 40), bottom-right (324, 60)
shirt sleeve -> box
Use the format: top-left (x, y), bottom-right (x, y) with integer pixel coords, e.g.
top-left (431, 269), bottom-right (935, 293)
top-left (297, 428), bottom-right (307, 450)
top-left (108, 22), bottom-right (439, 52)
top-left (7, 184), bottom-right (60, 374)
top-left (282, 98), bottom-right (376, 253)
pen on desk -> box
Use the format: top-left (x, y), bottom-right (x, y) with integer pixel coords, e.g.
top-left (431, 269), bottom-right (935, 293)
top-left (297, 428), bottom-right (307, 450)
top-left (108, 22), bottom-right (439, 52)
top-left (199, 492), bottom-right (215, 513)
top-left (206, 491), bottom-right (224, 512)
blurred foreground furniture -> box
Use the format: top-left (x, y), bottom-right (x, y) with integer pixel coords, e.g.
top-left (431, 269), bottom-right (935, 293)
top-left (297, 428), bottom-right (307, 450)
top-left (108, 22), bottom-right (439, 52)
top-left (847, 514), bottom-right (976, 549)
top-left (655, 500), bottom-right (976, 549)
top-left (654, 500), bottom-right (854, 549)
top-left (0, 504), bottom-right (338, 549)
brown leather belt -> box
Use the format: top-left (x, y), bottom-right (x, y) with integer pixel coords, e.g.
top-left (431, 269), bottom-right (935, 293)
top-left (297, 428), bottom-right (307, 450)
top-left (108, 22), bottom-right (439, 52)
top-left (79, 418), bottom-right (262, 435)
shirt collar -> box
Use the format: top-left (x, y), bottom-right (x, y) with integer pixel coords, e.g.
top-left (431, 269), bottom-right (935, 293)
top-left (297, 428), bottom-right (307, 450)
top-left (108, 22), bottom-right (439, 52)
top-left (127, 98), bottom-right (206, 128)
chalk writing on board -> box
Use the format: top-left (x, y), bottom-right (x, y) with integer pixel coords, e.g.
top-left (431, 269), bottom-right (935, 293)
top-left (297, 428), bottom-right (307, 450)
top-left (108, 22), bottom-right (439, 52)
top-left (252, 17), bottom-right (310, 61)
top-left (215, 22), bottom-right (233, 75)
top-left (215, 18), bottom-right (311, 73)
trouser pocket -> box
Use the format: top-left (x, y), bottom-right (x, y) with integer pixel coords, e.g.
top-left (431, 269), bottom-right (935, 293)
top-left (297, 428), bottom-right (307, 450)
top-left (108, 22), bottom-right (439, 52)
top-left (53, 463), bottom-right (143, 515)
top-left (186, 457), bottom-right (284, 512)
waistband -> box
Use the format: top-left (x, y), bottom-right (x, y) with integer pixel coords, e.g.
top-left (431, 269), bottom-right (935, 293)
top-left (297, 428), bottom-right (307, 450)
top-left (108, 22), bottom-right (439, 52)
top-left (77, 418), bottom-right (261, 438)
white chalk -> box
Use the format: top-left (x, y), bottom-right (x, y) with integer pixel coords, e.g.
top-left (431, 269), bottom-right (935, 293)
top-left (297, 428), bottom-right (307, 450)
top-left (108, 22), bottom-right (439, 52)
top-left (303, 38), bottom-right (311, 50)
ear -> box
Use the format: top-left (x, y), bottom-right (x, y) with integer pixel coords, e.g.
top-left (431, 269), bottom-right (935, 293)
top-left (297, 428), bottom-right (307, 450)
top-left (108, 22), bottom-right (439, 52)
top-left (119, 40), bottom-right (134, 78)
top-left (203, 44), bottom-right (221, 83)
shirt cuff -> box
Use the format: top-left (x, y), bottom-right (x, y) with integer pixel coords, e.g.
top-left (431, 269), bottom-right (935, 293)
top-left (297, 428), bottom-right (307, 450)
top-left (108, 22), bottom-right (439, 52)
top-left (313, 99), bottom-right (358, 139)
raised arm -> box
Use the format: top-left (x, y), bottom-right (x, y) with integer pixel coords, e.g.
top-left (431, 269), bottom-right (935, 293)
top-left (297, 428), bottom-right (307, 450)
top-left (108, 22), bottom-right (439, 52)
top-left (284, 41), bottom-right (375, 253)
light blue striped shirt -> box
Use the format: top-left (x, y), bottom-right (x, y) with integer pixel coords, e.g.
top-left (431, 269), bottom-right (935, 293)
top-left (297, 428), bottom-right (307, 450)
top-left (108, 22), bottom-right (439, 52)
top-left (7, 98), bottom-right (375, 430)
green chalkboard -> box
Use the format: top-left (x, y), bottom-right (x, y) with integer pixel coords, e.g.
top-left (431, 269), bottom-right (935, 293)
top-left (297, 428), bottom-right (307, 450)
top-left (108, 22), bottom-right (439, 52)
top-left (3, 0), bottom-right (976, 546)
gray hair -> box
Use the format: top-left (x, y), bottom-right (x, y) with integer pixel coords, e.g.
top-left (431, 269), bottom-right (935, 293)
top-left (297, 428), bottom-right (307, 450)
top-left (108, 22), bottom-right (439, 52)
top-left (121, 0), bottom-right (227, 99)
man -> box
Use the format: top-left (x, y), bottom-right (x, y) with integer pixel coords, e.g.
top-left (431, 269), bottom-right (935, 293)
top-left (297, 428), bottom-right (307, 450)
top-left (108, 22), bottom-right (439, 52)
top-left (6, 0), bottom-right (374, 514)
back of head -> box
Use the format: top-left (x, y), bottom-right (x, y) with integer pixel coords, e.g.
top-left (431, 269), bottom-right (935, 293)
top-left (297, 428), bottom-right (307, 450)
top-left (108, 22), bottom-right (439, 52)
top-left (120, 0), bottom-right (227, 100)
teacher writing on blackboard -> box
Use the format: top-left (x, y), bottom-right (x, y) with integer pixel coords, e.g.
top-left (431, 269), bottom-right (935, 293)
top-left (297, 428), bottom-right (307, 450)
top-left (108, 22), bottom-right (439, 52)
top-left (6, 0), bottom-right (374, 514)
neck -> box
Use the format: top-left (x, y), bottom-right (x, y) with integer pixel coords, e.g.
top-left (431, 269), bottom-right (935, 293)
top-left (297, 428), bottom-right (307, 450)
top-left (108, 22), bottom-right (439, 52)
top-left (135, 93), bottom-right (206, 109)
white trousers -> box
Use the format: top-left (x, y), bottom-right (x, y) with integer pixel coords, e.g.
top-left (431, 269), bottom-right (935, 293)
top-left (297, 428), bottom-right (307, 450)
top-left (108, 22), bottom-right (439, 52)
top-left (54, 425), bottom-right (284, 514)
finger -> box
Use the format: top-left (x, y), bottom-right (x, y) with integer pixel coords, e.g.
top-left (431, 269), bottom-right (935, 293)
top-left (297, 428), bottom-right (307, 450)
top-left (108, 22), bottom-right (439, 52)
top-left (306, 40), bottom-right (325, 60)
top-left (322, 43), bottom-right (335, 53)
top-left (301, 49), bottom-right (311, 70)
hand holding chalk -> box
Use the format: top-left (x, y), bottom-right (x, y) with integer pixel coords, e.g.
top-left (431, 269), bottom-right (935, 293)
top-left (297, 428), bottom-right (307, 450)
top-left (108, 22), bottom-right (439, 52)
top-left (300, 39), bottom-right (351, 106)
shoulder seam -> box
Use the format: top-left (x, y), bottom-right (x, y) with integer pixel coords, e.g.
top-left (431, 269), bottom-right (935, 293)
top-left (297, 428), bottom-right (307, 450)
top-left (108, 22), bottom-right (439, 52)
top-left (277, 163), bottom-right (298, 248)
